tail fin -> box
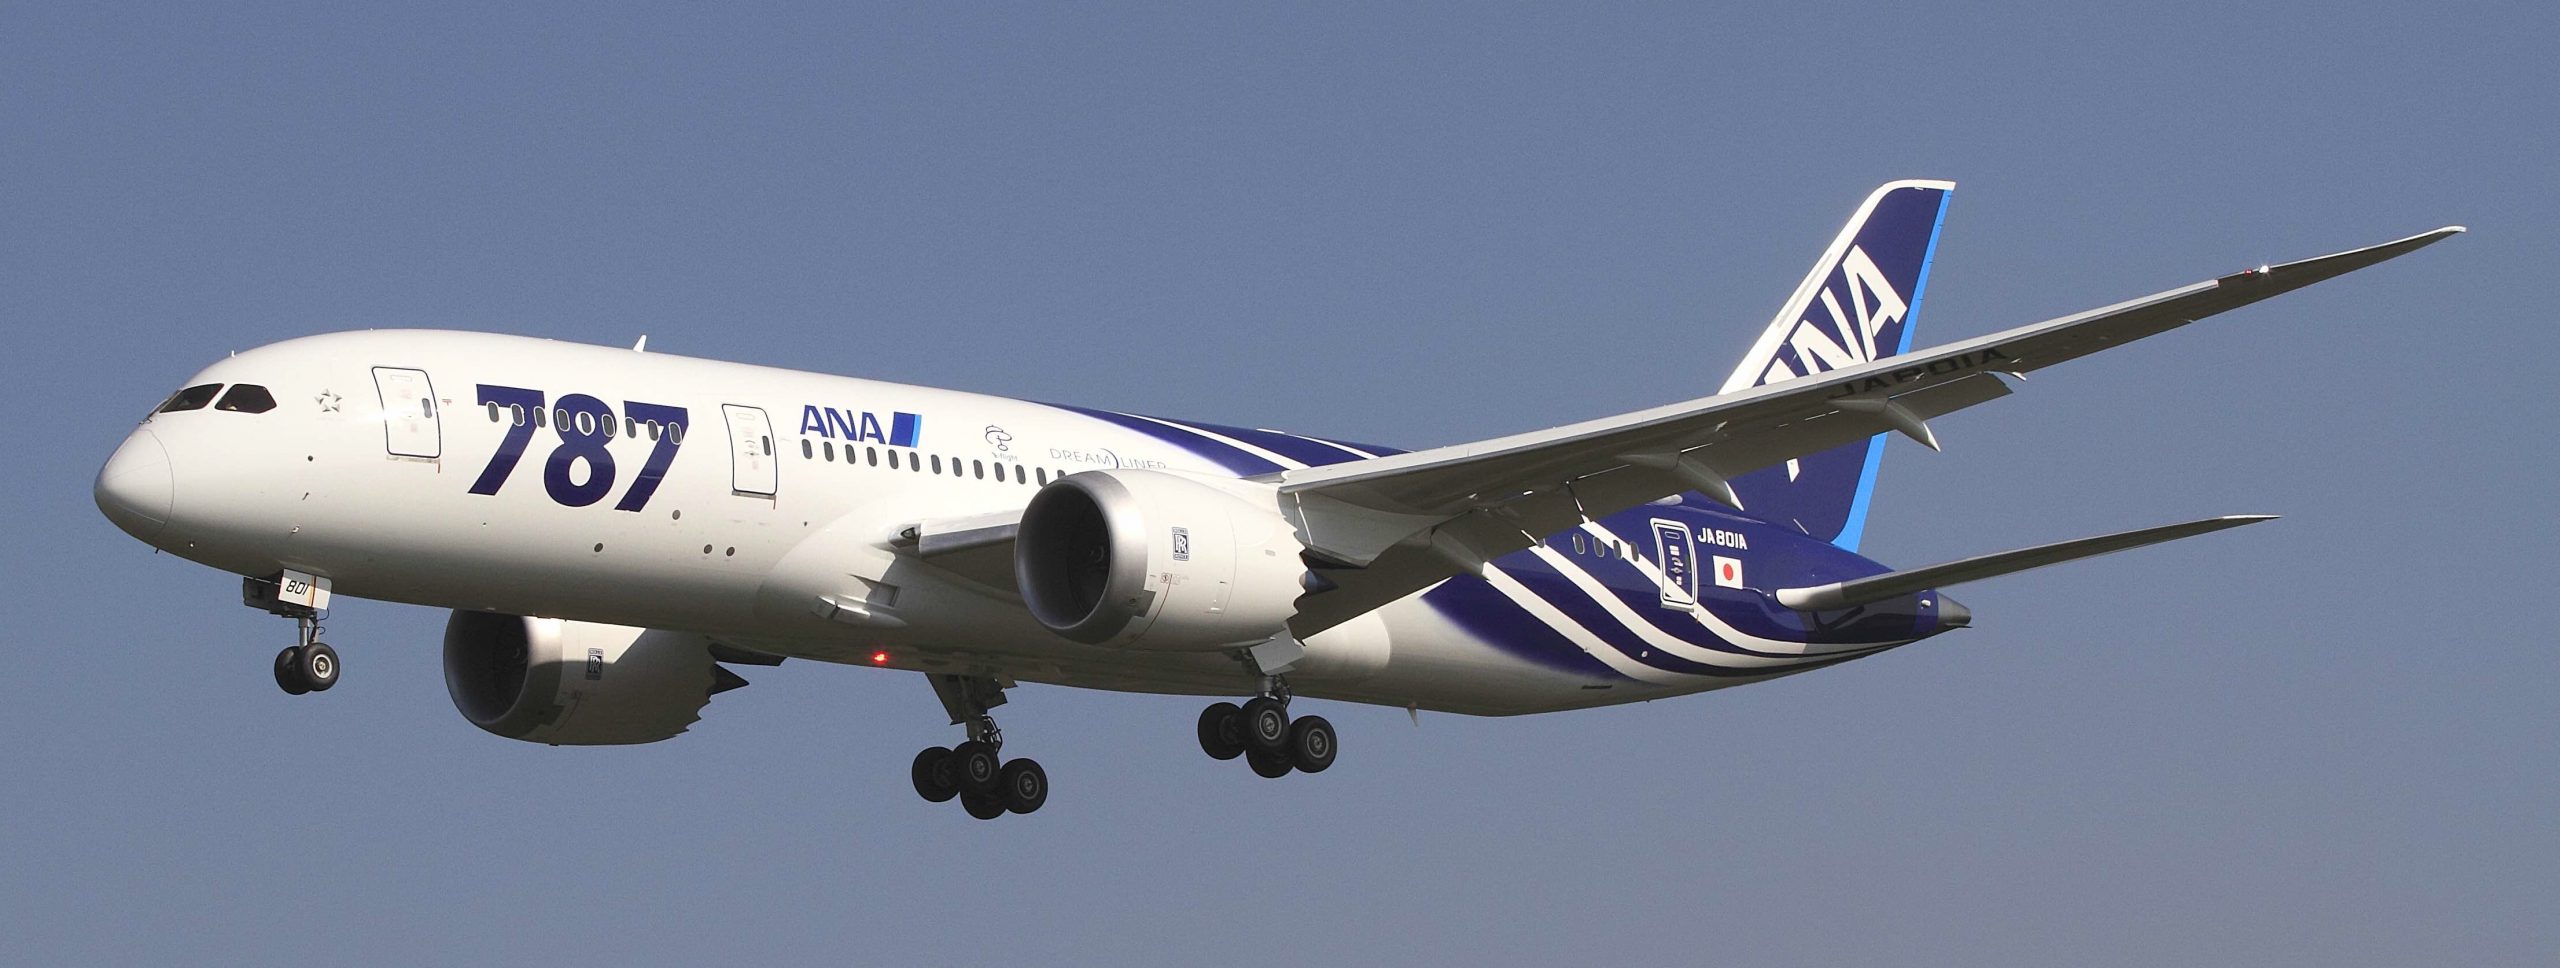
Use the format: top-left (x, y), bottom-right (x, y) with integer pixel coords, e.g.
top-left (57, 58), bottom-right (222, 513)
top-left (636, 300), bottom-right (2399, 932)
top-left (1718, 179), bottom-right (1954, 552)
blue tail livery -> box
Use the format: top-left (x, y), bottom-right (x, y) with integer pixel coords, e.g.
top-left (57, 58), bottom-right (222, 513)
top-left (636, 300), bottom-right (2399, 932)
top-left (1718, 180), bottom-right (1953, 552)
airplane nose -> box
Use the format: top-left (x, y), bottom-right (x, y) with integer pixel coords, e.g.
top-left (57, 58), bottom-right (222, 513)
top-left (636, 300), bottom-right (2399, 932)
top-left (1935, 595), bottom-right (1971, 629)
top-left (96, 428), bottom-right (174, 542)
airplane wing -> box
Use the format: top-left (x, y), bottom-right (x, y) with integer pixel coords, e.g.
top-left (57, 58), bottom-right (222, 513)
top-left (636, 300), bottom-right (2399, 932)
top-left (1275, 226), bottom-right (2463, 637)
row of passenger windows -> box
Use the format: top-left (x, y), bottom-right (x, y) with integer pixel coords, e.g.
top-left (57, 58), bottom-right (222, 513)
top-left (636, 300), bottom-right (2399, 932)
top-left (1565, 532), bottom-right (1632, 559)
top-left (798, 437), bottom-right (1070, 486)
top-left (157, 383), bottom-right (277, 415)
top-left (483, 402), bottom-right (685, 443)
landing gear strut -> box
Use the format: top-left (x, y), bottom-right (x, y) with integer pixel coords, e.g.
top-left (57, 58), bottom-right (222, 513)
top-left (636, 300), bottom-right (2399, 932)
top-left (246, 575), bottom-right (338, 696)
top-left (910, 673), bottom-right (1047, 818)
top-left (1197, 672), bottom-right (1335, 777)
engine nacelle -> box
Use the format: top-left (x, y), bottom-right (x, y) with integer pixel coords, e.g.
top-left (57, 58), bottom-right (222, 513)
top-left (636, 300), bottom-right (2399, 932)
top-left (442, 611), bottom-right (730, 746)
top-left (1015, 469), bottom-right (1305, 651)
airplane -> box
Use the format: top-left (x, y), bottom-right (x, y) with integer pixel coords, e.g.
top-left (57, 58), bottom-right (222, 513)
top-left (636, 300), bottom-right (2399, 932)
top-left (93, 181), bottom-right (2459, 820)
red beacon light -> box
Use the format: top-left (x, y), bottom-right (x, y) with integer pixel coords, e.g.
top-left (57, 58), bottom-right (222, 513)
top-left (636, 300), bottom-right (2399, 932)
top-left (870, 650), bottom-right (890, 665)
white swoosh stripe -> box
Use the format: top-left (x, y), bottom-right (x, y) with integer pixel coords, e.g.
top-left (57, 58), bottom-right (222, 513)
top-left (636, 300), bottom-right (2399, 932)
top-left (1477, 565), bottom-right (1689, 685)
top-left (1111, 411), bottom-right (1308, 470)
top-left (1525, 545), bottom-right (1822, 671)
top-left (1271, 430), bottom-right (1380, 460)
top-left (1580, 521), bottom-right (1909, 657)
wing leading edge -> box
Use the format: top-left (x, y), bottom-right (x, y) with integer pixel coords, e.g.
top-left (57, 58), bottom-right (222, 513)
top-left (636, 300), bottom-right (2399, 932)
top-left (1276, 224), bottom-right (2463, 637)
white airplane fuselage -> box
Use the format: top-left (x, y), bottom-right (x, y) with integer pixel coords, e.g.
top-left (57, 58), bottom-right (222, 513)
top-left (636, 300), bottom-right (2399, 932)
top-left (98, 330), bottom-right (1906, 718)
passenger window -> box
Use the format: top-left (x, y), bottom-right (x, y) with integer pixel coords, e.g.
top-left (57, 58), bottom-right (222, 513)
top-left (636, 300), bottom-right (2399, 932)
top-left (1572, 534), bottom-right (1586, 554)
top-left (801, 439), bottom-right (814, 459)
top-left (824, 441), bottom-right (836, 462)
top-left (157, 384), bottom-right (222, 413)
top-left (1035, 468), bottom-right (1048, 485)
top-left (486, 402), bottom-right (502, 423)
top-left (669, 423), bottom-right (684, 444)
top-left (215, 384), bottom-right (277, 414)
top-left (972, 460), bottom-right (984, 480)
top-left (1014, 465), bottom-right (1027, 484)
top-left (931, 455), bottom-right (943, 475)
top-left (887, 450), bottom-right (900, 470)
top-left (535, 407), bottom-right (548, 430)
top-left (866, 447), bottom-right (878, 467)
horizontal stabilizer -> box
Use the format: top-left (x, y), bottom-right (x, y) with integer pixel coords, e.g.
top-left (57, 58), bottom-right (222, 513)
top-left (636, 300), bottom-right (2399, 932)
top-left (1771, 514), bottom-right (2276, 611)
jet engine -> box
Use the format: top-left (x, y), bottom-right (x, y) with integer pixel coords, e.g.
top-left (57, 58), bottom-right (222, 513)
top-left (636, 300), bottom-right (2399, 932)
top-left (442, 611), bottom-right (739, 746)
top-left (1014, 470), bottom-right (1305, 651)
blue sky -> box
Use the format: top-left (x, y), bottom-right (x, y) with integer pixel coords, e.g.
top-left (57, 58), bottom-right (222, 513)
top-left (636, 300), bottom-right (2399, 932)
top-left (5, 3), bottom-right (2552, 964)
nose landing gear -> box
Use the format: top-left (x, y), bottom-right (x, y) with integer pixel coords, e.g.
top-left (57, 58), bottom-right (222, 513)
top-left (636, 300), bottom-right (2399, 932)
top-left (271, 623), bottom-right (339, 695)
top-left (246, 574), bottom-right (339, 696)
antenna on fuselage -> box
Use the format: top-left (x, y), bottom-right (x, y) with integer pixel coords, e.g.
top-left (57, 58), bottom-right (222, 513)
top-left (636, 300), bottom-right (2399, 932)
top-left (632, 335), bottom-right (648, 352)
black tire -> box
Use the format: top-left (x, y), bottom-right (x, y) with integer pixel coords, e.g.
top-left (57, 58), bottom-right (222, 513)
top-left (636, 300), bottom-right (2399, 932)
top-left (999, 758), bottom-right (1048, 815)
top-left (910, 747), bottom-right (959, 803)
top-left (298, 642), bottom-right (339, 692)
top-left (1287, 715), bottom-right (1337, 774)
top-left (953, 740), bottom-right (1002, 794)
top-left (1239, 696), bottom-right (1290, 753)
top-left (273, 646), bottom-right (311, 696)
top-left (1246, 747), bottom-right (1294, 778)
top-left (1196, 702), bottom-right (1245, 760)
top-left (959, 791), bottom-right (1007, 820)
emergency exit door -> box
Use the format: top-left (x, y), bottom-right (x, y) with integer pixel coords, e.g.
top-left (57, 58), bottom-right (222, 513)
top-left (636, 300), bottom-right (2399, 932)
top-left (371, 367), bottom-right (441, 459)
top-left (723, 404), bottom-right (777, 497)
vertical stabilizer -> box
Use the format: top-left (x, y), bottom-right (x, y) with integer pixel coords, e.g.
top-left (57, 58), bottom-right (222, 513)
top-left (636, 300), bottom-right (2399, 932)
top-left (1718, 180), bottom-right (1953, 552)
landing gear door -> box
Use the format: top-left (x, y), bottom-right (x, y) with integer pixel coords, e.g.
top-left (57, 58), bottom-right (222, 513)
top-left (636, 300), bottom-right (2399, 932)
top-left (1650, 518), bottom-right (1698, 609)
top-left (723, 404), bottom-right (777, 497)
top-left (371, 367), bottom-right (441, 459)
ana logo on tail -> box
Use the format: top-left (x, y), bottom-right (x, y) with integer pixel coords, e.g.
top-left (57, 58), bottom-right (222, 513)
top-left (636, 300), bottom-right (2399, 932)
top-left (1748, 245), bottom-right (1910, 387)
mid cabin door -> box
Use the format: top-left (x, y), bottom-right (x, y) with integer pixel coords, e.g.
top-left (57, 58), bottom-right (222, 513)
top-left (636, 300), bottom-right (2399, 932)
top-left (1650, 518), bottom-right (1698, 609)
top-left (723, 404), bottom-right (777, 497)
top-left (371, 367), bottom-right (442, 459)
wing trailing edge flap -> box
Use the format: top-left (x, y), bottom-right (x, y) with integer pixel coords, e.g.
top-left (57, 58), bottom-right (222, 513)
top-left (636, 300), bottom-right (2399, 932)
top-left (1771, 514), bottom-right (2276, 611)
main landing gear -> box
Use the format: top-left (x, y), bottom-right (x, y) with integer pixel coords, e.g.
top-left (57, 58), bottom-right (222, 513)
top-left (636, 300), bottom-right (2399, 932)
top-left (910, 673), bottom-right (1048, 819)
top-left (1196, 675), bottom-right (1336, 778)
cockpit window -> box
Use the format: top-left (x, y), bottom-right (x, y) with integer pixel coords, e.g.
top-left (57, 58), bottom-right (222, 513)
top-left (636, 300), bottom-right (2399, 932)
top-left (215, 384), bottom-right (278, 414)
top-left (157, 384), bottom-right (223, 413)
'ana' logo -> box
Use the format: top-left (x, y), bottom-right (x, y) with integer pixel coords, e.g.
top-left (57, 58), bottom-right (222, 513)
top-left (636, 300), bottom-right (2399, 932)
top-left (1751, 245), bottom-right (1909, 387)
top-left (800, 406), bottom-right (922, 447)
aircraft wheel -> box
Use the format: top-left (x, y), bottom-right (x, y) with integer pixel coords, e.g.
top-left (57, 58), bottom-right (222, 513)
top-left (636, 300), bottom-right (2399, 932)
top-left (1287, 715), bottom-right (1336, 774)
top-left (297, 642), bottom-right (339, 692)
top-left (1246, 747), bottom-right (1294, 779)
top-left (999, 758), bottom-right (1048, 815)
top-left (959, 791), bottom-right (1007, 820)
top-left (1239, 696), bottom-right (1290, 753)
top-left (911, 747), bottom-right (959, 803)
top-left (273, 646), bottom-right (311, 696)
top-left (1197, 702), bottom-right (1245, 760)
top-left (952, 740), bottom-right (1002, 794)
